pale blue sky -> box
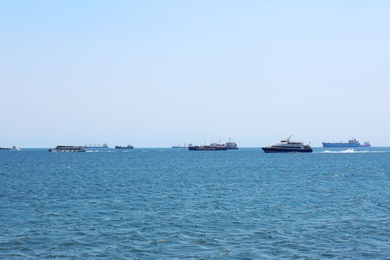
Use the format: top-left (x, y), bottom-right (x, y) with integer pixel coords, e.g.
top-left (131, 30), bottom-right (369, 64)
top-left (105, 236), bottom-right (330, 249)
top-left (1, 1), bottom-right (389, 147)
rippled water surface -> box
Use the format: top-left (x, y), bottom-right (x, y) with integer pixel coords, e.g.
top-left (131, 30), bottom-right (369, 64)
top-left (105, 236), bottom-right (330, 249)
top-left (1, 148), bottom-right (390, 259)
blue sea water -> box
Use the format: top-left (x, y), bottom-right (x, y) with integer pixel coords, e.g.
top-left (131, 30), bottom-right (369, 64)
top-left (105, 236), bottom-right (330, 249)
top-left (1, 147), bottom-right (390, 259)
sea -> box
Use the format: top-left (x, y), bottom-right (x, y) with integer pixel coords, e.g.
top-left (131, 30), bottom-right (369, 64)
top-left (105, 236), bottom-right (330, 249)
top-left (1, 147), bottom-right (390, 259)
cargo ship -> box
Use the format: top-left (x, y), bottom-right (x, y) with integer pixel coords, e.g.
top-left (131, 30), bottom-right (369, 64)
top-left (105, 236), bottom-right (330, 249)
top-left (188, 144), bottom-right (227, 151)
top-left (322, 138), bottom-right (371, 148)
top-left (225, 143), bottom-right (238, 149)
top-left (189, 138), bottom-right (239, 151)
top-left (360, 141), bottom-right (371, 147)
top-left (225, 139), bottom-right (238, 149)
top-left (83, 143), bottom-right (109, 149)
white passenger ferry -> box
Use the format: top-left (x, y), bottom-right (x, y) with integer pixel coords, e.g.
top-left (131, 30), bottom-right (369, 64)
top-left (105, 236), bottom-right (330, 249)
top-left (262, 135), bottom-right (312, 153)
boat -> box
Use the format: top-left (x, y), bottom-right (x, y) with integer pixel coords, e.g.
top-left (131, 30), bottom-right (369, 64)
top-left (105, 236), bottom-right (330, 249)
top-left (0, 147), bottom-right (11, 150)
top-left (262, 135), bottom-right (313, 153)
top-left (225, 138), bottom-right (238, 149)
top-left (188, 145), bottom-right (227, 151)
top-left (360, 141), bottom-right (371, 147)
top-left (188, 142), bottom-right (227, 151)
top-left (188, 139), bottom-right (237, 151)
top-left (322, 138), bottom-right (362, 148)
top-left (209, 138), bottom-right (238, 149)
top-left (49, 146), bottom-right (86, 152)
top-left (172, 143), bottom-right (193, 148)
top-left (11, 146), bottom-right (20, 151)
top-left (115, 145), bottom-right (134, 149)
top-left (83, 143), bottom-right (109, 149)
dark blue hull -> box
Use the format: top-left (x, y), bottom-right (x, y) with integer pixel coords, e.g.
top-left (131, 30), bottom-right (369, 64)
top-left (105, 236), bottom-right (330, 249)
top-left (189, 146), bottom-right (227, 151)
top-left (262, 147), bottom-right (313, 153)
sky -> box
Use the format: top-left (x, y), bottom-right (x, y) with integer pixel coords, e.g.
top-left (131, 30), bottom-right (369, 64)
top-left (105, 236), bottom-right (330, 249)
top-left (1, 1), bottom-right (389, 148)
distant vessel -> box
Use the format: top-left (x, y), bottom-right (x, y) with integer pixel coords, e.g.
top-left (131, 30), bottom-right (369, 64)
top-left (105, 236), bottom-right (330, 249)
top-left (225, 138), bottom-right (238, 149)
top-left (262, 135), bottom-right (313, 153)
top-left (188, 141), bottom-right (227, 151)
top-left (188, 145), bottom-right (227, 151)
top-left (11, 146), bottom-right (20, 151)
top-left (360, 141), bottom-right (371, 147)
top-left (322, 138), bottom-right (369, 148)
top-left (115, 145), bottom-right (134, 149)
top-left (172, 143), bottom-right (193, 148)
top-left (83, 143), bottom-right (109, 149)
top-left (49, 146), bottom-right (86, 152)
top-left (188, 139), bottom-right (237, 151)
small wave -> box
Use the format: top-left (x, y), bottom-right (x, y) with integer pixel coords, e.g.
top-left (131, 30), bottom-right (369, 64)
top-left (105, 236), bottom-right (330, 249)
top-left (320, 149), bottom-right (389, 154)
top-left (321, 149), bottom-right (354, 153)
top-left (341, 149), bottom-right (355, 153)
top-left (322, 149), bottom-right (358, 153)
top-left (86, 150), bottom-right (114, 153)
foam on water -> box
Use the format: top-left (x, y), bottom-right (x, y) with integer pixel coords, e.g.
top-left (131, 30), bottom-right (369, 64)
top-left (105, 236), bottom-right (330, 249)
top-left (322, 148), bottom-right (357, 153)
top-left (321, 148), bottom-right (388, 154)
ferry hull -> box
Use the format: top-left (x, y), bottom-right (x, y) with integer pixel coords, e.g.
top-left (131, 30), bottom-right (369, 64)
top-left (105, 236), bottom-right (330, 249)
top-left (262, 147), bottom-right (313, 153)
